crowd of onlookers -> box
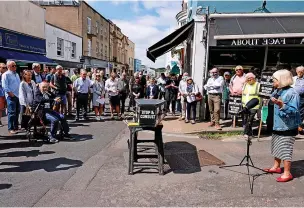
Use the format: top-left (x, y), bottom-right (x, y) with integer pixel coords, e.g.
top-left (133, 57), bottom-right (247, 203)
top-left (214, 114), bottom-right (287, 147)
top-left (0, 61), bottom-right (201, 143)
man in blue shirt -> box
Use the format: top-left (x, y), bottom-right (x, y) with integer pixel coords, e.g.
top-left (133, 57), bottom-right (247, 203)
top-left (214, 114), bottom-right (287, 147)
top-left (46, 67), bottom-right (56, 83)
top-left (1, 61), bottom-right (21, 135)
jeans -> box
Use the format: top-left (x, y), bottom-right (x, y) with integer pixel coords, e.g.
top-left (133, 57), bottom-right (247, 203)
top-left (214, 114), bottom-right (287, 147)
top-left (176, 99), bottom-right (181, 112)
top-left (45, 111), bottom-right (69, 138)
top-left (186, 101), bottom-right (197, 121)
top-left (120, 93), bottom-right (127, 114)
top-left (7, 96), bottom-right (20, 131)
top-left (167, 100), bottom-right (176, 113)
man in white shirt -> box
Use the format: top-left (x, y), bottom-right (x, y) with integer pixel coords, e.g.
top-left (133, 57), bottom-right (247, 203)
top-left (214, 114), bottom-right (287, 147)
top-left (105, 72), bottom-right (120, 119)
top-left (73, 69), bottom-right (93, 121)
top-left (204, 68), bottom-right (224, 130)
top-left (178, 72), bottom-right (189, 120)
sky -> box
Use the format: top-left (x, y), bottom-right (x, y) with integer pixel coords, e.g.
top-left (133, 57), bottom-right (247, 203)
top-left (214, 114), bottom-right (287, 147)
top-left (87, 0), bottom-right (181, 69)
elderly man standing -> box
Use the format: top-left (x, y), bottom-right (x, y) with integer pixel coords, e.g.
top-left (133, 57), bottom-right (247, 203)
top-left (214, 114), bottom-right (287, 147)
top-left (292, 66), bottom-right (304, 133)
top-left (242, 73), bottom-right (260, 138)
top-left (1, 61), bottom-right (21, 135)
top-left (178, 72), bottom-right (189, 121)
top-left (0, 63), bottom-right (8, 127)
top-left (118, 72), bottom-right (129, 116)
top-left (204, 68), bottom-right (224, 130)
top-left (73, 69), bottom-right (92, 121)
top-left (50, 65), bottom-right (70, 114)
top-left (31, 63), bottom-right (43, 85)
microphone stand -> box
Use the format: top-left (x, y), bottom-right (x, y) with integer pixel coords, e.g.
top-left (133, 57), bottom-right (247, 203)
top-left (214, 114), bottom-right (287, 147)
top-left (219, 109), bottom-right (268, 194)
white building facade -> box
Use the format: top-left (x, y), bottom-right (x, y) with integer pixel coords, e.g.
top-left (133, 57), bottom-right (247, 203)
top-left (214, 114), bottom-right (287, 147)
top-left (45, 23), bottom-right (83, 68)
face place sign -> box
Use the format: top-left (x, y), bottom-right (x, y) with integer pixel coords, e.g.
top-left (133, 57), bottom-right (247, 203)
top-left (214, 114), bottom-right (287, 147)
top-left (217, 37), bottom-right (304, 46)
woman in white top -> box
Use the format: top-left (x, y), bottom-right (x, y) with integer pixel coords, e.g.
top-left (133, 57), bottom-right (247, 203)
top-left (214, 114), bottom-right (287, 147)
top-left (92, 73), bottom-right (105, 121)
top-left (19, 70), bottom-right (37, 128)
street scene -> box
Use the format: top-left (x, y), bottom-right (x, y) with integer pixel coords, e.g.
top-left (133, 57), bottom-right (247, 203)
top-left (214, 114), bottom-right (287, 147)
top-left (1, 0), bottom-right (304, 207)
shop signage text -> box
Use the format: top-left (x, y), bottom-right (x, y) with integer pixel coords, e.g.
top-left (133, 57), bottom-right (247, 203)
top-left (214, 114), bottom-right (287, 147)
top-left (217, 37), bottom-right (304, 46)
top-left (0, 28), bottom-right (46, 54)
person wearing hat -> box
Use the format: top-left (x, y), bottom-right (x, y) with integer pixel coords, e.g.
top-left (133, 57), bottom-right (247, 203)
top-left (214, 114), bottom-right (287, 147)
top-left (242, 73), bottom-right (261, 138)
top-left (204, 68), bottom-right (224, 130)
top-left (222, 71), bottom-right (231, 120)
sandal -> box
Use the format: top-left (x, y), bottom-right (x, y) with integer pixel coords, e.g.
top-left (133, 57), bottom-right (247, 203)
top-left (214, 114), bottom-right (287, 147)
top-left (276, 174), bottom-right (293, 182)
top-left (263, 167), bottom-right (282, 174)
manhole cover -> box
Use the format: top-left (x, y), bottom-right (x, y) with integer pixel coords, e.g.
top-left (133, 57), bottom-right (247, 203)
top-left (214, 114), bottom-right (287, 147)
top-left (198, 150), bottom-right (225, 166)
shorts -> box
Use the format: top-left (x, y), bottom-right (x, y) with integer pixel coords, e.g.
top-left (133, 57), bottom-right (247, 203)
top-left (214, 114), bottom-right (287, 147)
top-left (57, 94), bottom-right (67, 105)
top-left (109, 95), bottom-right (120, 107)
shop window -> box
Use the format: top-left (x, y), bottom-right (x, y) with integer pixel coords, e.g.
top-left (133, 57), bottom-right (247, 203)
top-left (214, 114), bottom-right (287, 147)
top-left (71, 42), bottom-right (76, 59)
top-left (87, 17), bottom-right (92, 33)
top-left (88, 39), bottom-right (92, 56)
top-left (57, 37), bottom-right (64, 56)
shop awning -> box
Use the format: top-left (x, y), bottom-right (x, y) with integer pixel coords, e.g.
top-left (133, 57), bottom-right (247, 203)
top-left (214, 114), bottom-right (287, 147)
top-left (0, 48), bottom-right (56, 65)
top-left (147, 20), bottom-right (194, 62)
top-left (212, 15), bottom-right (304, 40)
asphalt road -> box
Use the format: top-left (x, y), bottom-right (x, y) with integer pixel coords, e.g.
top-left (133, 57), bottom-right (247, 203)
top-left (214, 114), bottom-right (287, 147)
top-left (0, 109), bottom-right (127, 206)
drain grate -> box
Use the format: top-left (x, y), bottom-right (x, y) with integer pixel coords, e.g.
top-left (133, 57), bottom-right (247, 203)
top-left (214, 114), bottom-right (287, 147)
top-left (198, 150), bottom-right (225, 166)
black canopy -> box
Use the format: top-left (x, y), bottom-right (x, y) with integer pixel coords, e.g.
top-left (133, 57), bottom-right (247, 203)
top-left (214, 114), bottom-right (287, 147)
top-left (147, 20), bottom-right (194, 62)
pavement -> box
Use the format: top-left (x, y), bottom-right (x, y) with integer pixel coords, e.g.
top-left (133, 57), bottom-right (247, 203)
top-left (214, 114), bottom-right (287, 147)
top-left (0, 110), bottom-right (126, 207)
top-left (32, 129), bottom-right (304, 207)
top-left (1, 108), bottom-right (304, 207)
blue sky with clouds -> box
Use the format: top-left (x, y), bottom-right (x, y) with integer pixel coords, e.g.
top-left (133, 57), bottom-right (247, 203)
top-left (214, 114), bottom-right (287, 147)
top-left (87, 1), bottom-right (181, 68)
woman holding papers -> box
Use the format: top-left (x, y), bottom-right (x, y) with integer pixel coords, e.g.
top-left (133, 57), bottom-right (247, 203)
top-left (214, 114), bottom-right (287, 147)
top-left (92, 73), bottom-right (105, 121)
top-left (185, 77), bottom-right (199, 124)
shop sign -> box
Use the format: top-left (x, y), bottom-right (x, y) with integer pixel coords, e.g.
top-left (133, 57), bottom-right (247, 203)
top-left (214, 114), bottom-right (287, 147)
top-left (217, 37), bottom-right (304, 46)
top-left (0, 27), bottom-right (46, 54)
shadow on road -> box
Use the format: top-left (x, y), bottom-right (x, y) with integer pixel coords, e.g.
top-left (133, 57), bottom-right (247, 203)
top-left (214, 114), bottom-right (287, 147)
top-left (59, 134), bottom-right (93, 142)
top-left (0, 141), bottom-right (44, 151)
top-left (0, 157), bottom-right (83, 173)
top-left (0, 150), bottom-right (54, 158)
top-left (291, 160), bottom-right (304, 178)
top-left (164, 141), bottom-right (201, 174)
top-left (0, 184), bottom-right (12, 190)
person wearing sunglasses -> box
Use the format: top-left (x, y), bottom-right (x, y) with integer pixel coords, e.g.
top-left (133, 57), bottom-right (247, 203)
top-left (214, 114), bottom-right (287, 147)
top-left (0, 63), bottom-right (8, 127)
top-left (1, 61), bottom-right (21, 135)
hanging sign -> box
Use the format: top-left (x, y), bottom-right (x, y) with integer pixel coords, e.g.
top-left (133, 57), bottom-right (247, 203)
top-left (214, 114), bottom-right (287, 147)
top-left (217, 37), bottom-right (304, 46)
top-left (259, 72), bottom-right (274, 98)
top-left (228, 96), bottom-right (242, 115)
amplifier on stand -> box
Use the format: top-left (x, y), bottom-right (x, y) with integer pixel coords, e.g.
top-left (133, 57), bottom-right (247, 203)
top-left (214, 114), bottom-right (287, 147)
top-left (133, 99), bottom-right (167, 127)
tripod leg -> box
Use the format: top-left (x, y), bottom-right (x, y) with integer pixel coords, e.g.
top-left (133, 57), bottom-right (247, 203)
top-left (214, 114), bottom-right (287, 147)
top-left (247, 165), bottom-right (254, 194)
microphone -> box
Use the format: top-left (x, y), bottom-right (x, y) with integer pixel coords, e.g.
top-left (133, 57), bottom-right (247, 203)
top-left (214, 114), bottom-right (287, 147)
top-left (240, 98), bottom-right (259, 114)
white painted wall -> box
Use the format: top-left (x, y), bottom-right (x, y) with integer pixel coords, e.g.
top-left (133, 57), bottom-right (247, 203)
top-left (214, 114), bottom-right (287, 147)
top-left (45, 24), bottom-right (82, 63)
top-left (0, 0), bottom-right (45, 39)
top-left (191, 16), bottom-right (207, 92)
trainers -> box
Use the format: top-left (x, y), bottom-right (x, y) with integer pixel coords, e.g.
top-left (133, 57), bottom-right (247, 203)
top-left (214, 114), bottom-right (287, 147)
top-left (191, 120), bottom-right (196, 124)
top-left (8, 130), bottom-right (17, 135)
top-left (49, 137), bottom-right (59, 143)
top-left (185, 119), bottom-right (189, 123)
top-left (178, 116), bottom-right (185, 121)
top-left (96, 116), bottom-right (100, 121)
top-left (99, 116), bottom-right (104, 121)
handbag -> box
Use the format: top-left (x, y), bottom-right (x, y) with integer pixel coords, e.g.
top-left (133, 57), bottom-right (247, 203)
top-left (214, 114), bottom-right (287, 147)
top-left (195, 92), bottom-right (203, 101)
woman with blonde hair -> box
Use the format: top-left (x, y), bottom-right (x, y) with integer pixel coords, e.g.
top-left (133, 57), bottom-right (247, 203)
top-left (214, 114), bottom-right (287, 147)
top-left (264, 69), bottom-right (301, 182)
top-left (92, 73), bottom-right (105, 121)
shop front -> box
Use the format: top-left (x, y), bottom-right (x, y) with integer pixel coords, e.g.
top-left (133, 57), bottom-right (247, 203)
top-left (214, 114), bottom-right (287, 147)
top-left (83, 57), bottom-right (108, 71)
top-left (0, 27), bottom-right (55, 73)
top-left (207, 13), bottom-right (304, 76)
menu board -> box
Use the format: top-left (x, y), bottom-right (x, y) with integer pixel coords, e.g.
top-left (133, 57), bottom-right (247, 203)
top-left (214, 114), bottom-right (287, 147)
top-left (259, 72), bottom-right (274, 98)
top-left (228, 96), bottom-right (242, 115)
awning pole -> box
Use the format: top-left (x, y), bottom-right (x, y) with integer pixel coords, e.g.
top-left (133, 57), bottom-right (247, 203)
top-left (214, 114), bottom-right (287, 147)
top-left (263, 46), bottom-right (269, 71)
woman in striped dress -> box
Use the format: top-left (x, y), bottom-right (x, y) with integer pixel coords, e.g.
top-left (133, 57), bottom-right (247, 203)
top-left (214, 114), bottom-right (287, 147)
top-left (264, 69), bottom-right (301, 182)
